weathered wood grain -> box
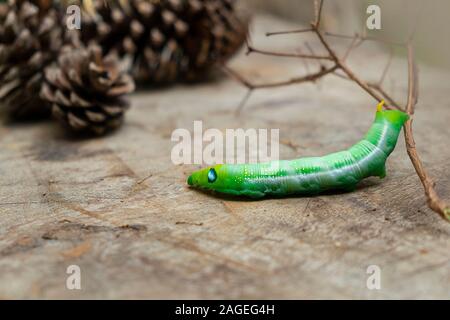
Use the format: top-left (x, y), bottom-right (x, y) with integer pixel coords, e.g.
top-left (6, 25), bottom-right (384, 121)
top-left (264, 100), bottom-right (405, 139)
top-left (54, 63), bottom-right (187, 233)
top-left (0, 15), bottom-right (449, 299)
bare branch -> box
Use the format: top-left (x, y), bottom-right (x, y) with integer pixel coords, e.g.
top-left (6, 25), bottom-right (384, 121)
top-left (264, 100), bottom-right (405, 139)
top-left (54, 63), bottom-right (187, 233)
top-left (223, 64), bottom-right (338, 113)
top-left (331, 70), bottom-right (350, 81)
top-left (314, 27), bottom-right (385, 104)
top-left (221, 64), bottom-right (252, 88)
top-left (342, 34), bottom-right (359, 61)
top-left (266, 28), bottom-right (313, 37)
top-left (405, 45), bottom-right (419, 112)
top-left (299, 46), bottom-right (312, 73)
top-left (332, 71), bottom-right (402, 110)
top-left (247, 44), bottom-right (332, 61)
top-left (304, 41), bottom-right (324, 69)
top-left (224, 65), bottom-right (337, 90)
top-left (402, 45), bottom-right (449, 220)
top-left (236, 89), bottom-right (253, 115)
top-left (378, 46), bottom-right (394, 86)
top-left (313, 0), bottom-right (324, 28)
top-left (368, 83), bottom-right (402, 110)
top-left (324, 31), bottom-right (404, 47)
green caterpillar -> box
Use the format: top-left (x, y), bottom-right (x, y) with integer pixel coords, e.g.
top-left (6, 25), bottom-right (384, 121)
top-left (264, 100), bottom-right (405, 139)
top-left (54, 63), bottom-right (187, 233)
top-left (187, 101), bottom-right (409, 198)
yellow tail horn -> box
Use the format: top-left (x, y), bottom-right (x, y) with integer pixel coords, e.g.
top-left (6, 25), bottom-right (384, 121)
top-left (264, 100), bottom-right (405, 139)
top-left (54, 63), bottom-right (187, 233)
top-left (377, 100), bottom-right (385, 112)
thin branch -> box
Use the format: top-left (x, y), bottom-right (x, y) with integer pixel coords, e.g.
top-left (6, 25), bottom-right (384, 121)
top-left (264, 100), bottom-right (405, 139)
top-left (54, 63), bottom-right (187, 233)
top-left (368, 83), bottom-right (402, 110)
top-left (405, 45), bottom-right (419, 111)
top-left (314, 27), bottom-right (385, 104)
top-left (331, 70), bottom-right (350, 81)
top-left (266, 28), bottom-right (313, 37)
top-left (223, 65), bottom-right (338, 113)
top-left (223, 65), bottom-right (337, 90)
top-left (244, 66), bottom-right (337, 89)
top-left (235, 89), bottom-right (253, 115)
top-left (402, 44), bottom-right (449, 220)
top-left (221, 64), bottom-right (252, 88)
top-left (378, 46), bottom-right (394, 86)
top-left (342, 34), bottom-right (359, 61)
top-left (324, 31), bottom-right (405, 46)
top-left (246, 44), bottom-right (332, 61)
top-left (332, 71), bottom-right (401, 110)
top-left (299, 46), bottom-right (311, 73)
top-left (304, 41), bottom-right (324, 69)
top-left (313, 0), bottom-right (324, 28)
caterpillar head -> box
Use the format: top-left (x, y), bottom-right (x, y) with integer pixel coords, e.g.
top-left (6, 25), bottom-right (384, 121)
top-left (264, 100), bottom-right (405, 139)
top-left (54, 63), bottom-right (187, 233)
top-left (187, 165), bottom-right (229, 193)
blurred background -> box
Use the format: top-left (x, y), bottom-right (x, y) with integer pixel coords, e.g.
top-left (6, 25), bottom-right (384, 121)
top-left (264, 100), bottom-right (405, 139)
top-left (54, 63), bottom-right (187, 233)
top-left (246, 0), bottom-right (450, 69)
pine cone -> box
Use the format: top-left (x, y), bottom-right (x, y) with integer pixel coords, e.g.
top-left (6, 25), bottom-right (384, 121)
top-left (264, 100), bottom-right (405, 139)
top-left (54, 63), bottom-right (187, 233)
top-left (0, 0), bottom-right (63, 118)
top-left (40, 43), bottom-right (135, 135)
top-left (79, 0), bottom-right (247, 83)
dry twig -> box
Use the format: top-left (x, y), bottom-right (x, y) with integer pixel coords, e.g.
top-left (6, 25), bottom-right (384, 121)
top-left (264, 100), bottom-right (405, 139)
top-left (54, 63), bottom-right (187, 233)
top-left (225, 0), bottom-right (449, 220)
top-left (402, 45), bottom-right (450, 220)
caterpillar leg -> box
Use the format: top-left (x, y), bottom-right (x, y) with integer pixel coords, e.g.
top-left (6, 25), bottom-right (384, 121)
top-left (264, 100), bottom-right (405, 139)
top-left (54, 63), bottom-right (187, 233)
top-left (342, 184), bottom-right (357, 192)
top-left (376, 166), bottom-right (386, 179)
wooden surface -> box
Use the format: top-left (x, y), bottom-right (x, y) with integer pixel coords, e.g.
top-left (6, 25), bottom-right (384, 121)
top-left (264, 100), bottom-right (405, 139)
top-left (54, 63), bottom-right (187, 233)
top-left (0, 15), bottom-right (449, 299)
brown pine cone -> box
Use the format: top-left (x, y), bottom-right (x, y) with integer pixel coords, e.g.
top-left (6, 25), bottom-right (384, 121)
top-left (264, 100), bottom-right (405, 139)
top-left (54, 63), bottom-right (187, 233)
top-left (0, 0), bottom-right (63, 118)
top-left (40, 43), bottom-right (135, 135)
top-left (79, 0), bottom-right (247, 83)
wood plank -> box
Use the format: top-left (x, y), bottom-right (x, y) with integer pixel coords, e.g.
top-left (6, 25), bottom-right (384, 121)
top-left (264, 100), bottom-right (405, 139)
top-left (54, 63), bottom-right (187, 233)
top-left (0, 15), bottom-right (449, 299)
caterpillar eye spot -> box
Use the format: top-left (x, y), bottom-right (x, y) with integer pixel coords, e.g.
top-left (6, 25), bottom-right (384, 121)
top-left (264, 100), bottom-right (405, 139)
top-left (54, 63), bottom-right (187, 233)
top-left (207, 168), bottom-right (217, 183)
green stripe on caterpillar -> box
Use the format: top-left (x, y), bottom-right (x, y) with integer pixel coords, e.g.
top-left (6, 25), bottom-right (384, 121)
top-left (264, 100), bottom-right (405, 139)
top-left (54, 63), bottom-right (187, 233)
top-left (187, 101), bottom-right (409, 198)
